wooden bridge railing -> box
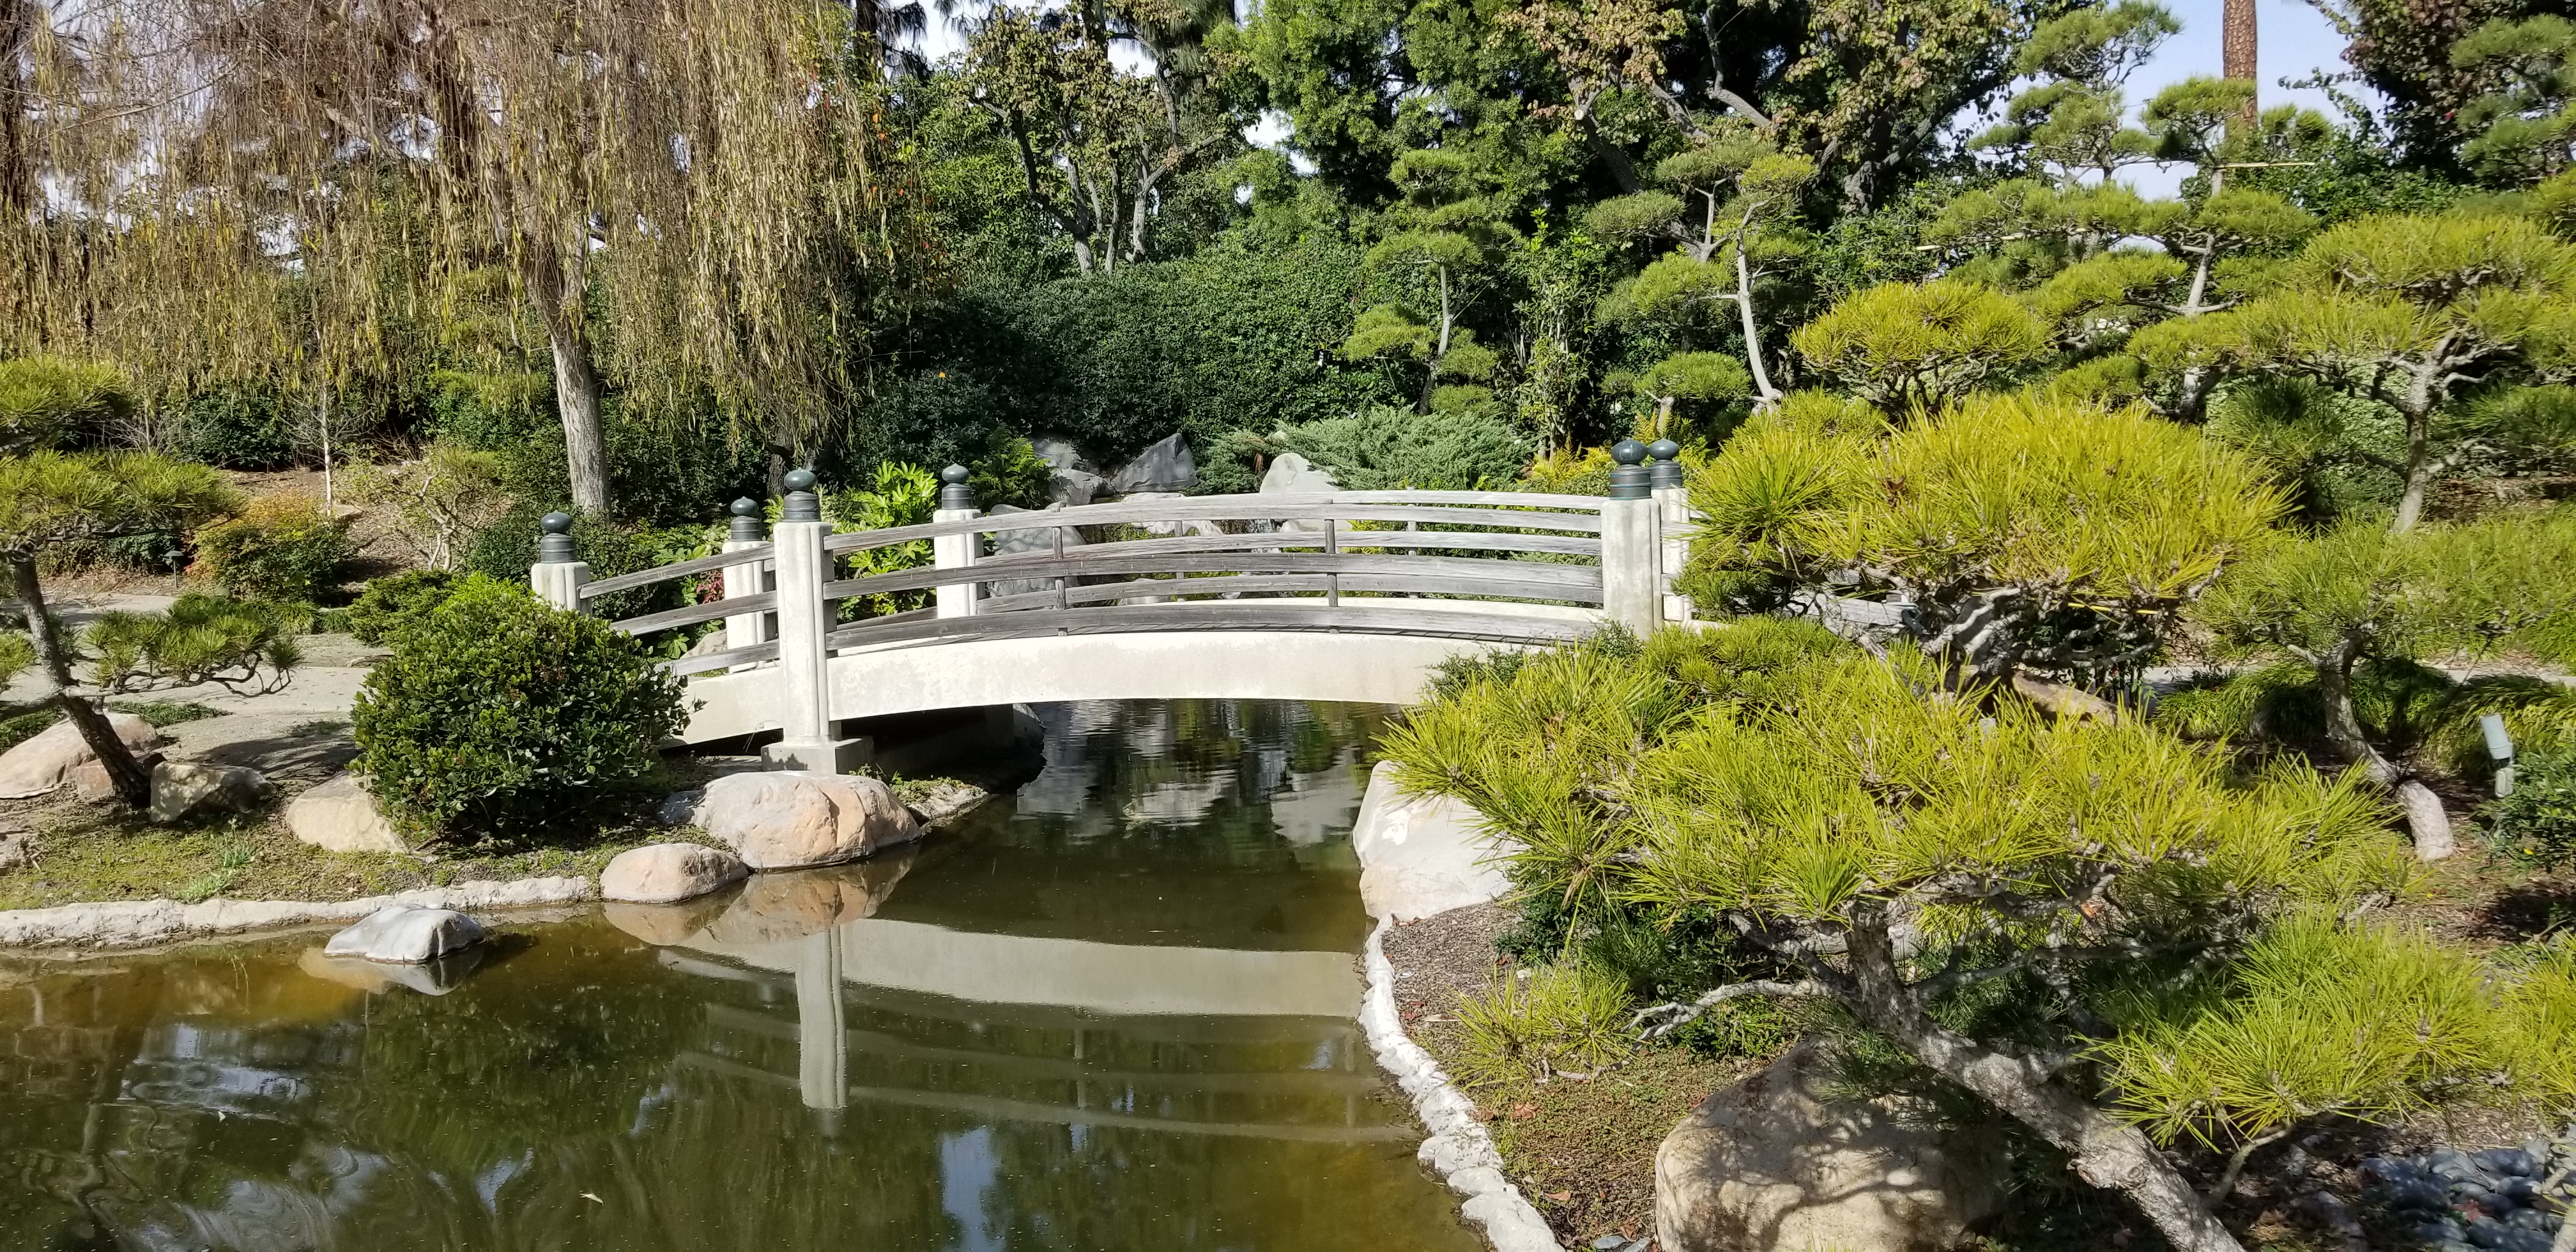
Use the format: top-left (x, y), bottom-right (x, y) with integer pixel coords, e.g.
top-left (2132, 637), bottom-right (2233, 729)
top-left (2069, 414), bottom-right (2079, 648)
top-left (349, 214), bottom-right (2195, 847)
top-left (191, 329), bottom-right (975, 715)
top-left (526, 439), bottom-right (1695, 772)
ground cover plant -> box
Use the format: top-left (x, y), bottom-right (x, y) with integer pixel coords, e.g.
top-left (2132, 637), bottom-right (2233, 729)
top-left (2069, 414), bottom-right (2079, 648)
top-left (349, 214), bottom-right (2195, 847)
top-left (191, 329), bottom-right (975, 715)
top-left (1382, 623), bottom-right (2576, 1252)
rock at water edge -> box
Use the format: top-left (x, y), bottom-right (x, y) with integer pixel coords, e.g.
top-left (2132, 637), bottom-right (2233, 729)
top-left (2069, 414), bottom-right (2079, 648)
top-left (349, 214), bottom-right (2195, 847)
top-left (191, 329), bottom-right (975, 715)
top-left (694, 770), bottom-right (923, 871)
top-left (601, 842), bottom-right (750, 904)
top-left (0, 712), bottom-right (158, 799)
top-left (1656, 1039), bottom-right (2004, 1252)
top-left (1105, 431), bottom-right (1197, 494)
top-left (148, 761), bottom-right (273, 824)
top-left (286, 774), bottom-right (409, 854)
top-left (1351, 760), bottom-right (1514, 922)
top-left (323, 905), bottom-right (486, 964)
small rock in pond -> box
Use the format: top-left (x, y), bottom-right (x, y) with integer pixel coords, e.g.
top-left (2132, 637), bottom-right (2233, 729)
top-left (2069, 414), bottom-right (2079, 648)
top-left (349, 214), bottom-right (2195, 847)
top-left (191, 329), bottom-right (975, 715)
top-left (323, 905), bottom-right (484, 964)
top-left (601, 842), bottom-right (747, 904)
top-left (298, 944), bottom-right (482, 995)
top-left (148, 760), bottom-right (272, 824)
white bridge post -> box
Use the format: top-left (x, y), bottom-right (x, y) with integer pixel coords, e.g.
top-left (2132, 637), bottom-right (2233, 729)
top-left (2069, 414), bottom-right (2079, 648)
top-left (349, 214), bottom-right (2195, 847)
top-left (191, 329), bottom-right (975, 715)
top-left (764, 470), bottom-right (866, 775)
top-left (931, 464), bottom-right (980, 619)
top-left (1601, 440), bottom-right (1662, 637)
top-left (1648, 439), bottom-right (1694, 624)
top-left (528, 512), bottom-right (592, 612)
top-left (721, 498), bottom-right (772, 659)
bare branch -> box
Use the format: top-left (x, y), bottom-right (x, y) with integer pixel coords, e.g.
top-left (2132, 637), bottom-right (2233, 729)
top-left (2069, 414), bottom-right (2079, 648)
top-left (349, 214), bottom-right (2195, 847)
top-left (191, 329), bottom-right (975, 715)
top-left (1631, 978), bottom-right (1833, 1039)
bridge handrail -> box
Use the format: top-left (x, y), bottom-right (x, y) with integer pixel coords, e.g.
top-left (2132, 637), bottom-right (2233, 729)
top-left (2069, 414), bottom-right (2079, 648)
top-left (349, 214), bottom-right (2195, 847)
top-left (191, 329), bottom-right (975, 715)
top-left (524, 442), bottom-right (1695, 762)
top-left (818, 494), bottom-right (1607, 556)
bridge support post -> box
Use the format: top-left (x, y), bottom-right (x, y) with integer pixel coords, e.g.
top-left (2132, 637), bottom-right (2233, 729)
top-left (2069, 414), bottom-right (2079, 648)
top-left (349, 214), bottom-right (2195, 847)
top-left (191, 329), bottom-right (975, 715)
top-left (528, 512), bottom-right (592, 613)
top-left (1648, 439), bottom-right (1694, 624)
top-left (764, 471), bottom-right (866, 775)
top-left (721, 498), bottom-right (772, 660)
top-left (932, 464), bottom-right (980, 620)
top-left (1602, 440), bottom-right (1662, 637)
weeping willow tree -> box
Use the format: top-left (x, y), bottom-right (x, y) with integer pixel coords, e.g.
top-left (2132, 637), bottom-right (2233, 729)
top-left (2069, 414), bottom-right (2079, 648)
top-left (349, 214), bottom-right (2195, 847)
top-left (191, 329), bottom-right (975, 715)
top-left (0, 0), bottom-right (919, 512)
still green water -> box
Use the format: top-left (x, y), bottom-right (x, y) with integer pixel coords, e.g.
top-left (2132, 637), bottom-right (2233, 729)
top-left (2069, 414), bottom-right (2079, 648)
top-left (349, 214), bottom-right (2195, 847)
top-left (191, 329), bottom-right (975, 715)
top-left (0, 700), bottom-right (1483, 1251)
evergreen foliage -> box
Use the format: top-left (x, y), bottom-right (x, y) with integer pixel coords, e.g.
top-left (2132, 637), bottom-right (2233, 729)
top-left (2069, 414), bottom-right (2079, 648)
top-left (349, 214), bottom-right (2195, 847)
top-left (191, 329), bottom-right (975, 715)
top-left (85, 595), bottom-right (302, 695)
top-left (0, 358), bottom-right (132, 453)
top-left (342, 569), bottom-right (471, 646)
top-left (1379, 623), bottom-right (2569, 1248)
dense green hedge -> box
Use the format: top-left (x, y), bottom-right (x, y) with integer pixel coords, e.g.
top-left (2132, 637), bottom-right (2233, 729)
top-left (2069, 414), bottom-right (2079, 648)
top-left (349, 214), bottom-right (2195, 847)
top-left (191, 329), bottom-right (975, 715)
top-left (353, 577), bottom-right (686, 841)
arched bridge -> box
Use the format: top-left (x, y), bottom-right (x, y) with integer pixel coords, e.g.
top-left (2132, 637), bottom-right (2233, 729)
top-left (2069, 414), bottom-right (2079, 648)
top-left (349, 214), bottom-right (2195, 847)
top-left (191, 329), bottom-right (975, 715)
top-left (529, 445), bottom-right (1695, 772)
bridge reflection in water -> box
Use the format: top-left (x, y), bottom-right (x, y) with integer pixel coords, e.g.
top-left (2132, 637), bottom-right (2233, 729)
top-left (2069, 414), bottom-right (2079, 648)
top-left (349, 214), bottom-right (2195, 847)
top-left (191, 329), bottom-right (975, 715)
top-left (0, 700), bottom-right (1476, 1251)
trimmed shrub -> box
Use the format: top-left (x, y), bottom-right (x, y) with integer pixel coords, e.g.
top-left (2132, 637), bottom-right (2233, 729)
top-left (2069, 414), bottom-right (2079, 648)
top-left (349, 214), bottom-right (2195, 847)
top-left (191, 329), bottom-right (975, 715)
top-left (1236, 404), bottom-right (1531, 491)
top-left (352, 576), bottom-right (687, 841)
top-left (1452, 963), bottom-right (1634, 1087)
top-left (190, 497), bottom-right (353, 603)
top-left (343, 569), bottom-right (470, 645)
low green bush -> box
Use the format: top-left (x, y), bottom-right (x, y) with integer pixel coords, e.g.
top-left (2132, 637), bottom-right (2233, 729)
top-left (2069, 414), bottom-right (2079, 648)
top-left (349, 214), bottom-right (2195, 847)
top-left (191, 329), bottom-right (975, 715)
top-left (191, 498), bottom-right (353, 603)
top-left (343, 569), bottom-right (469, 645)
top-left (174, 383), bottom-right (298, 469)
top-left (352, 576), bottom-right (687, 841)
top-left (2494, 750), bottom-right (2576, 868)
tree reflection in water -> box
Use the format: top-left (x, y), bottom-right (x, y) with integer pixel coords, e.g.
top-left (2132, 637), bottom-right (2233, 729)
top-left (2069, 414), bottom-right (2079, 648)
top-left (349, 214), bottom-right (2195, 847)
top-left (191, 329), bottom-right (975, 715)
top-left (0, 700), bottom-right (1478, 1251)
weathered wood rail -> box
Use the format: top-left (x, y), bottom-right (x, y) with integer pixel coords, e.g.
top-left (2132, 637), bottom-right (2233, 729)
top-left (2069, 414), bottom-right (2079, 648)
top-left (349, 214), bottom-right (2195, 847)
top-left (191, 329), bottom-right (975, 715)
top-left (528, 440), bottom-right (1696, 767)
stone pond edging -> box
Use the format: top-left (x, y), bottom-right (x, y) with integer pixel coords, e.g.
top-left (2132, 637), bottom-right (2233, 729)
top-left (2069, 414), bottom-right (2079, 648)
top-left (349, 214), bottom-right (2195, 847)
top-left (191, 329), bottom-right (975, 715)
top-left (1360, 917), bottom-right (1563, 1252)
top-left (0, 876), bottom-right (596, 952)
top-left (1346, 761), bottom-right (1563, 1252)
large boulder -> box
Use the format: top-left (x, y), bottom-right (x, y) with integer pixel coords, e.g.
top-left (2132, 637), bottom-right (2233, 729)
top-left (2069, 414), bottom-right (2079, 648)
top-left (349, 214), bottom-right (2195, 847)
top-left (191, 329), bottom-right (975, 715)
top-left (1656, 1040), bottom-right (2005, 1252)
top-left (1260, 452), bottom-right (1344, 535)
top-left (693, 770), bottom-right (922, 871)
top-left (148, 761), bottom-right (273, 825)
top-left (985, 503), bottom-right (1087, 600)
top-left (71, 751), bottom-right (164, 802)
top-left (322, 905), bottom-right (486, 964)
top-left (286, 773), bottom-right (410, 854)
top-left (601, 842), bottom-right (749, 905)
top-left (0, 712), bottom-right (158, 799)
top-left (1105, 431), bottom-right (1197, 494)
top-left (1032, 436), bottom-right (1106, 507)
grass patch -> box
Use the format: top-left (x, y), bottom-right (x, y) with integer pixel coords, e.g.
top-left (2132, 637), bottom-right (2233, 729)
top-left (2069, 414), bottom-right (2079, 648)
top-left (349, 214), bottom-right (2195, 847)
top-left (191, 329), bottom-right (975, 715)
top-left (0, 793), bottom-right (649, 912)
top-left (106, 699), bottom-right (227, 727)
top-left (1444, 1039), bottom-right (1748, 1246)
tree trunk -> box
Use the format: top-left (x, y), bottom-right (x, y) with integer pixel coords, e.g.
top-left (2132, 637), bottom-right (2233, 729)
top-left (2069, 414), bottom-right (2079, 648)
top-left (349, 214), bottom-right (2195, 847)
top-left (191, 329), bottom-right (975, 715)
top-left (2315, 651), bottom-right (2455, 860)
top-left (2222, 0), bottom-right (2258, 130)
top-left (2392, 406), bottom-right (2435, 535)
top-left (546, 323), bottom-right (610, 515)
top-left (523, 243), bottom-right (610, 514)
top-left (1843, 914), bottom-right (2248, 1252)
top-left (1734, 247), bottom-right (1780, 406)
top-left (9, 558), bottom-right (148, 807)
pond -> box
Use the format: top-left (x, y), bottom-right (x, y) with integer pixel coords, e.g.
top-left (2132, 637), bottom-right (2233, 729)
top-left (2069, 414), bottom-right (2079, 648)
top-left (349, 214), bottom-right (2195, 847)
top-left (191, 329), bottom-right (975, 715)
top-left (0, 700), bottom-right (1483, 1251)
